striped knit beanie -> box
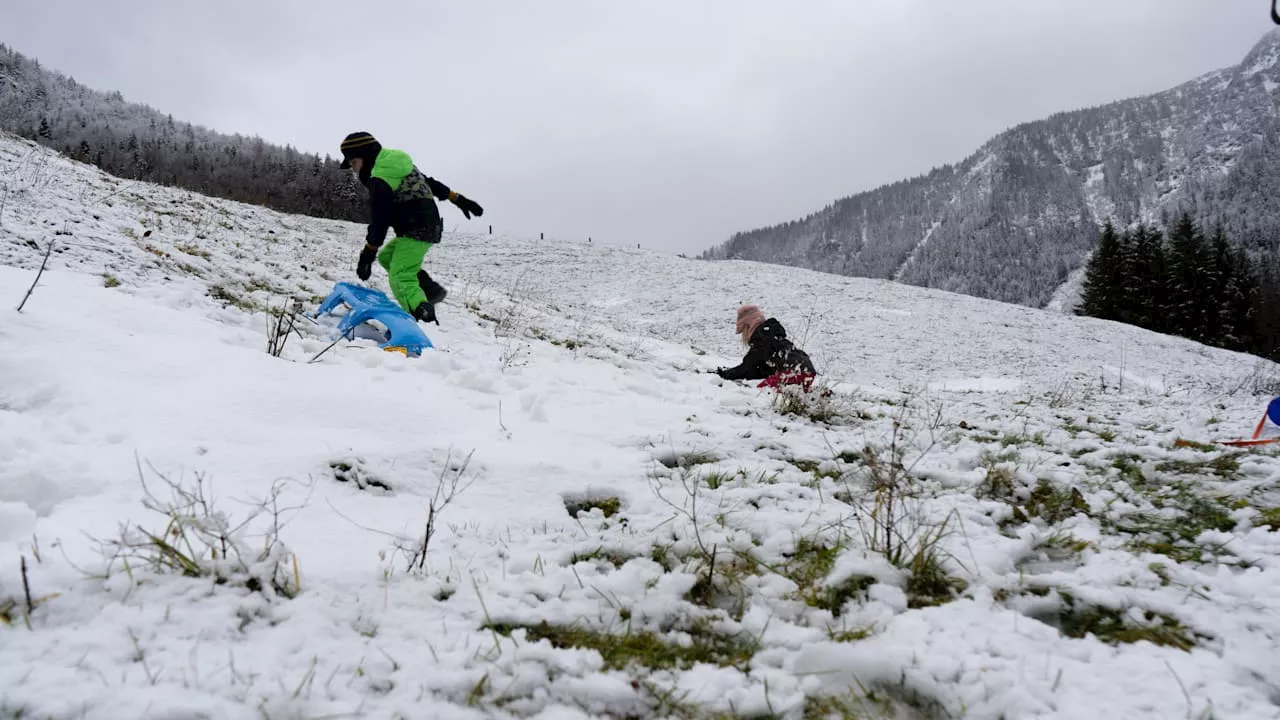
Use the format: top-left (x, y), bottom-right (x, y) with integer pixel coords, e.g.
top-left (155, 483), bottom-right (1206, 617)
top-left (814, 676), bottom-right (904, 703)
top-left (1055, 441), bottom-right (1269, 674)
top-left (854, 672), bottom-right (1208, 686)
top-left (339, 131), bottom-right (381, 169)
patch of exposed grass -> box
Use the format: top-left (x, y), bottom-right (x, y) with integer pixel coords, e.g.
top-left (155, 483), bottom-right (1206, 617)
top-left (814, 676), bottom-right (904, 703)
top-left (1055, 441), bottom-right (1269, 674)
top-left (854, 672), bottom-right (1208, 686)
top-left (570, 546), bottom-right (636, 568)
top-left (976, 453), bottom-right (1017, 502)
top-left (1005, 588), bottom-right (1207, 652)
top-left (1260, 507), bottom-right (1280, 531)
top-left (245, 276), bottom-right (287, 295)
top-left (1001, 432), bottom-right (1046, 447)
top-left (1110, 453), bottom-right (1146, 485)
top-left (1036, 531), bottom-right (1092, 555)
top-left (563, 495), bottom-right (622, 518)
top-left (771, 383), bottom-right (856, 425)
top-left (330, 459), bottom-right (391, 491)
top-left (1058, 599), bottom-right (1204, 652)
top-left (174, 242), bottom-right (211, 259)
top-left (1023, 480), bottom-right (1090, 524)
top-left (803, 688), bottom-right (902, 720)
top-left (655, 450), bottom-right (720, 470)
top-left (485, 620), bottom-right (758, 672)
top-left (789, 458), bottom-right (822, 474)
top-left (786, 457), bottom-right (841, 483)
top-left (684, 553), bottom-right (758, 617)
top-left (776, 539), bottom-right (873, 615)
top-left (702, 470), bottom-right (737, 490)
top-left (904, 547), bottom-right (967, 609)
top-left (208, 283), bottom-right (258, 312)
top-left (1155, 453), bottom-right (1241, 479)
top-left (1117, 487), bottom-right (1237, 563)
top-left (102, 273), bottom-right (121, 288)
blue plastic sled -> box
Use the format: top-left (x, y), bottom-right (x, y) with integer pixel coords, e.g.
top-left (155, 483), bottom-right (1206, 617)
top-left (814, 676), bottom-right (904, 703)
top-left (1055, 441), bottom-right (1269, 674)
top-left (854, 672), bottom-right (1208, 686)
top-left (312, 281), bottom-right (433, 356)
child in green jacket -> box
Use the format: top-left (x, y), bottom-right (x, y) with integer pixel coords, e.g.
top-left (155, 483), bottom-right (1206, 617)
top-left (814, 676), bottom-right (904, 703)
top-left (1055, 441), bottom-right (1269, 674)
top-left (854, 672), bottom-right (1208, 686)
top-left (339, 131), bottom-right (483, 324)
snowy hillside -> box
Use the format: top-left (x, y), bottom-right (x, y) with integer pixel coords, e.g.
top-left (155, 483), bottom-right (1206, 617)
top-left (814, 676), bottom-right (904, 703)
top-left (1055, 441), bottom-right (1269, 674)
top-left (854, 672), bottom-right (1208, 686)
top-left (707, 29), bottom-right (1280, 311)
top-left (3, 132), bottom-right (1280, 719)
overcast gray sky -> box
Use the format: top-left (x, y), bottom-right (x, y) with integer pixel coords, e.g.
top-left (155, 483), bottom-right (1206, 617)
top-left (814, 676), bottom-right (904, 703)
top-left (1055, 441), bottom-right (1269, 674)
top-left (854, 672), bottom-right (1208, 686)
top-left (3, 1), bottom-right (1275, 252)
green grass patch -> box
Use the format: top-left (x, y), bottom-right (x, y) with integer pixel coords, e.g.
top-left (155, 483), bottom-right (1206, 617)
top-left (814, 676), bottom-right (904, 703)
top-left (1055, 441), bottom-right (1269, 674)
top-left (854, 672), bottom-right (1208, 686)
top-left (1260, 507), bottom-right (1280, 531)
top-left (803, 689), bottom-right (903, 720)
top-left (976, 453), bottom-right (1018, 502)
top-left (904, 550), bottom-right (967, 609)
top-left (786, 457), bottom-right (841, 482)
top-left (485, 620), bottom-right (758, 672)
top-left (563, 495), bottom-right (622, 518)
top-left (207, 283), bottom-right (258, 312)
top-left (1001, 432), bottom-right (1046, 447)
top-left (702, 470), bottom-right (737, 490)
top-left (1036, 531), bottom-right (1092, 555)
top-left (570, 546), bottom-right (636, 568)
top-left (1023, 480), bottom-right (1091, 524)
top-left (1058, 600), bottom-right (1204, 652)
top-left (1154, 453), bottom-right (1241, 479)
top-left (1004, 588), bottom-right (1207, 652)
top-left (102, 273), bottom-right (121, 288)
top-left (1109, 453), bottom-right (1146, 485)
top-left (655, 450), bottom-right (720, 470)
top-left (174, 242), bottom-right (211, 259)
top-left (777, 539), bottom-right (874, 614)
top-left (1117, 487), bottom-right (1238, 563)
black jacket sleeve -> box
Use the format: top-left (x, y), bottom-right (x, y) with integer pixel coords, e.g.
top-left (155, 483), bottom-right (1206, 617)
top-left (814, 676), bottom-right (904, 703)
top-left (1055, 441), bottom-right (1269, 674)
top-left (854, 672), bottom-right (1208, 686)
top-left (426, 176), bottom-right (453, 200)
top-left (718, 342), bottom-right (773, 381)
top-left (366, 177), bottom-right (394, 247)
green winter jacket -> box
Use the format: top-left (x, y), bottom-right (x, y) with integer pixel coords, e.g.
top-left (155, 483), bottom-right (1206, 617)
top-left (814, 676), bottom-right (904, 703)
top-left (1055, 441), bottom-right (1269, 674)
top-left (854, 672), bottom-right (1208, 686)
top-left (362, 148), bottom-right (453, 247)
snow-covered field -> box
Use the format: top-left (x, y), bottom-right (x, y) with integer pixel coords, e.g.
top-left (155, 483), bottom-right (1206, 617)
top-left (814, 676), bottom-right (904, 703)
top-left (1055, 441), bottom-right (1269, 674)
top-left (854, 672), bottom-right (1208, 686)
top-left (3, 133), bottom-right (1280, 719)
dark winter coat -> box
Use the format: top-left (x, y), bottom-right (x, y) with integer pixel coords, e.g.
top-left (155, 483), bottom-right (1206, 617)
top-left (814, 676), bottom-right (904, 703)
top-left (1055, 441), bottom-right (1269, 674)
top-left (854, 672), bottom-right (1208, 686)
top-left (716, 318), bottom-right (817, 381)
top-left (358, 148), bottom-right (452, 247)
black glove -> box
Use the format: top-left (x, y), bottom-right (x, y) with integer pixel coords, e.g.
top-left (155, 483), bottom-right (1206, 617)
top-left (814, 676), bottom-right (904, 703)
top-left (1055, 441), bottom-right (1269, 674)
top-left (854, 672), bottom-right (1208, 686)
top-left (356, 244), bottom-right (377, 281)
top-left (452, 194), bottom-right (484, 220)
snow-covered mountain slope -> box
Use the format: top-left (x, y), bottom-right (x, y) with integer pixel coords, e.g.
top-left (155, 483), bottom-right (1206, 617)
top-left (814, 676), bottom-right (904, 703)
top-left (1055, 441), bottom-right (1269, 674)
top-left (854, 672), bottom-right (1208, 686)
top-left (707, 29), bottom-right (1280, 311)
top-left (3, 132), bottom-right (1280, 719)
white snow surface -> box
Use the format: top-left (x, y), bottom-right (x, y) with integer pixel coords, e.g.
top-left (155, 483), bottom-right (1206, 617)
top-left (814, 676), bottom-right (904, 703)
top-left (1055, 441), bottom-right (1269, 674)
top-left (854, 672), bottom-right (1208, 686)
top-left (3, 133), bottom-right (1280, 719)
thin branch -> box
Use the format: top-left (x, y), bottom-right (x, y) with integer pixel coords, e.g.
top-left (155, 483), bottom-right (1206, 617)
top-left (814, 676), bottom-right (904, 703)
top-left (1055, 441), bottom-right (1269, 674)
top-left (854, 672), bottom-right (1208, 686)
top-left (20, 556), bottom-right (33, 618)
top-left (15, 240), bottom-right (55, 312)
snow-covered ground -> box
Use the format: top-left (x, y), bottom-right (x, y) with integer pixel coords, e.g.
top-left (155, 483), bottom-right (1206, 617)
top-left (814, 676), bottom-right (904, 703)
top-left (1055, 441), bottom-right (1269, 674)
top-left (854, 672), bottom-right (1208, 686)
top-left (3, 133), bottom-right (1280, 719)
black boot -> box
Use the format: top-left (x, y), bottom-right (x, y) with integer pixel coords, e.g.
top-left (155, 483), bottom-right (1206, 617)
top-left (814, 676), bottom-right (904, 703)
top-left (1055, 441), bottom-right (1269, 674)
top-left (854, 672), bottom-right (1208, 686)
top-left (417, 270), bottom-right (448, 305)
top-left (412, 301), bottom-right (439, 325)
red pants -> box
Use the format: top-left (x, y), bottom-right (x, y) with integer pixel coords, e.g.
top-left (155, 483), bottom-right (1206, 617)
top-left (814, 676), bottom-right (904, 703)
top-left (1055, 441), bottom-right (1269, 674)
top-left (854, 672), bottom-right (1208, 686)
top-left (758, 371), bottom-right (816, 392)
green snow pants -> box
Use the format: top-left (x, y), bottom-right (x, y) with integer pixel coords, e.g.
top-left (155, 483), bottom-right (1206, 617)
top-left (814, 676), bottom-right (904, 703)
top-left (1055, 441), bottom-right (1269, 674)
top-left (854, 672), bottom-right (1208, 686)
top-left (377, 237), bottom-right (432, 313)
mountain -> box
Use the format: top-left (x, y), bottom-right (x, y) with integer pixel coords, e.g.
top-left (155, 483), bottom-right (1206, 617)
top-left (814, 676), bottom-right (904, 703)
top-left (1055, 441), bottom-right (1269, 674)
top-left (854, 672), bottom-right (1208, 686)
top-left (0, 42), bottom-right (365, 223)
top-left (703, 30), bottom-right (1280, 310)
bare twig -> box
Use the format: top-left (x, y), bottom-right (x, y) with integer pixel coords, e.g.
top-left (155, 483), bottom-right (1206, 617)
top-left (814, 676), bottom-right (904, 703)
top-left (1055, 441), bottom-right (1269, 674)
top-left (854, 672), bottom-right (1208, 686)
top-left (307, 335), bottom-right (346, 364)
top-left (15, 240), bottom-right (54, 312)
top-left (20, 556), bottom-right (33, 619)
top-left (266, 298), bottom-right (302, 358)
top-left (400, 450), bottom-right (478, 572)
top-left (328, 449), bottom-right (479, 573)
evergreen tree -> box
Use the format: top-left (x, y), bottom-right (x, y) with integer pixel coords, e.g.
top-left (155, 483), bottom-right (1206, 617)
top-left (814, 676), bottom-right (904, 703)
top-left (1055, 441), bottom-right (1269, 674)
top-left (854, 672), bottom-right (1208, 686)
top-left (1165, 212), bottom-right (1213, 342)
top-left (1077, 220), bottom-right (1125, 320)
top-left (1223, 244), bottom-right (1259, 351)
top-left (1126, 224), bottom-right (1168, 333)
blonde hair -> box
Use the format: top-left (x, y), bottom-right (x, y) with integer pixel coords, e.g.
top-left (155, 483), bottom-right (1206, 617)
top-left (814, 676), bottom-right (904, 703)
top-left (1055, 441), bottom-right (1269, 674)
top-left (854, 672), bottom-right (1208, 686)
top-left (735, 304), bottom-right (765, 345)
